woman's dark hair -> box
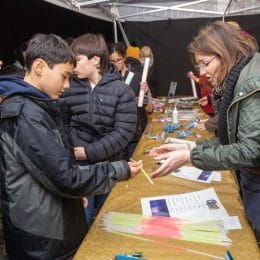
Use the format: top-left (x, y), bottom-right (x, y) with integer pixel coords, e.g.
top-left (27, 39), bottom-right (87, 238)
top-left (108, 41), bottom-right (127, 58)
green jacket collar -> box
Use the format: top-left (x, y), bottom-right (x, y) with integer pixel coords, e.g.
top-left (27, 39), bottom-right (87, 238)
top-left (233, 53), bottom-right (260, 101)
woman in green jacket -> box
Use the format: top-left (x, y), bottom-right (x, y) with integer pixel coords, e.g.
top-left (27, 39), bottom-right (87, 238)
top-left (150, 21), bottom-right (260, 241)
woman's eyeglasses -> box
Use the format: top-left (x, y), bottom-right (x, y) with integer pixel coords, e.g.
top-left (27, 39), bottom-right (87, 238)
top-left (110, 57), bottom-right (123, 64)
top-left (194, 56), bottom-right (217, 70)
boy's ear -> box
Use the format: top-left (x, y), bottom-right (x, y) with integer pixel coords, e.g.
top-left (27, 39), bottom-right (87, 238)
top-left (32, 58), bottom-right (48, 76)
top-left (92, 56), bottom-right (100, 67)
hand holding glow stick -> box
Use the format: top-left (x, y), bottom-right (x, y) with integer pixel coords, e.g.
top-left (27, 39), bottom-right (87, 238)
top-left (191, 79), bottom-right (198, 98)
top-left (187, 71), bottom-right (198, 98)
top-left (138, 57), bottom-right (150, 107)
top-left (130, 158), bottom-right (154, 184)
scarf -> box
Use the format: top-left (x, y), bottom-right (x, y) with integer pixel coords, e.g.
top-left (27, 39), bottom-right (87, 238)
top-left (218, 57), bottom-right (252, 145)
top-left (212, 84), bottom-right (224, 100)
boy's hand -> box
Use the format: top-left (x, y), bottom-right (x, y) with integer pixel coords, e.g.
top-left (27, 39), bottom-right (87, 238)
top-left (74, 147), bottom-right (87, 160)
top-left (128, 160), bottom-right (143, 178)
top-left (82, 197), bottom-right (88, 208)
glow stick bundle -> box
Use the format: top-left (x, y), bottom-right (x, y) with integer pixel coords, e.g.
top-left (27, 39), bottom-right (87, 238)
top-left (138, 57), bottom-right (150, 107)
top-left (102, 212), bottom-right (231, 246)
top-left (111, 232), bottom-right (225, 260)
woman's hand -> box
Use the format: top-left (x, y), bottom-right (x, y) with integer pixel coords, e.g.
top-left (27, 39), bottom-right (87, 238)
top-left (197, 122), bottom-right (206, 131)
top-left (151, 150), bottom-right (191, 178)
top-left (198, 96), bottom-right (208, 106)
top-left (149, 143), bottom-right (190, 158)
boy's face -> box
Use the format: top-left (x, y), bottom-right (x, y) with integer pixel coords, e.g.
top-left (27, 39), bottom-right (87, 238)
top-left (39, 62), bottom-right (74, 99)
top-left (74, 55), bottom-right (97, 79)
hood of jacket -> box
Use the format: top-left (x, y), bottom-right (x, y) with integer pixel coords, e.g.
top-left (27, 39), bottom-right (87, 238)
top-left (0, 75), bottom-right (50, 99)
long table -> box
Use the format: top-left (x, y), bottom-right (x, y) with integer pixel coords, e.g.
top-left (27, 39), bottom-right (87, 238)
top-left (73, 107), bottom-right (260, 260)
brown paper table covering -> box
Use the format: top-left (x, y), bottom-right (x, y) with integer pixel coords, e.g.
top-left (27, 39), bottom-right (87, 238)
top-left (73, 107), bottom-right (260, 260)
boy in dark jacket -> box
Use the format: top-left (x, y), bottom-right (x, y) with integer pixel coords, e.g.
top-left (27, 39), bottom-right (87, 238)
top-left (0, 33), bottom-right (141, 260)
top-left (64, 34), bottom-right (138, 228)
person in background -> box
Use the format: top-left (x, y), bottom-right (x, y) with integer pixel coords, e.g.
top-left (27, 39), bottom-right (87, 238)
top-left (187, 71), bottom-right (215, 117)
top-left (150, 21), bottom-right (260, 241)
top-left (13, 41), bottom-right (28, 70)
top-left (63, 34), bottom-right (138, 228)
top-left (0, 63), bottom-right (26, 77)
top-left (0, 33), bottom-right (142, 259)
top-left (140, 45), bottom-right (160, 97)
top-left (109, 41), bottom-right (154, 159)
top-left (126, 41), bottom-right (141, 60)
top-left (125, 41), bottom-right (143, 76)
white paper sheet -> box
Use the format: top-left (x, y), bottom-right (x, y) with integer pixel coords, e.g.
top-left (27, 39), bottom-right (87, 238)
top-left (170, 166), bottom-right (221, 183)
top-left (141, 187), bottom-right (241, 230)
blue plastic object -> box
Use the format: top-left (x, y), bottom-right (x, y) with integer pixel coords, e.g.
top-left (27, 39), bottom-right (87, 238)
top-left (177, 131), bottom-right (193, 139)
top-left (163, 123), bottom-right (180, 133)
top-left (116, 254), bottom-right (144, 260)
top-left (186, 121), bottom-right (198, 129)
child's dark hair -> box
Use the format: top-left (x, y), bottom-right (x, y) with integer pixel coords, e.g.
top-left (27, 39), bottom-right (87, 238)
top-left (71, 33), bottom-right (109, 74)
top-left (25, 34), bottom-right (76, 72)
top-left (108, 41), bottom-right (127, 57)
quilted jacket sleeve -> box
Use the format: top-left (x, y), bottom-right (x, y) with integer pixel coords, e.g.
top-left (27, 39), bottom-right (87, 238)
top-left (86, 85), bottom-right (137, 163)
top-left (191, 91), bottom-right (260, 170)
top-left (0, 103), bottom-right (131, 198)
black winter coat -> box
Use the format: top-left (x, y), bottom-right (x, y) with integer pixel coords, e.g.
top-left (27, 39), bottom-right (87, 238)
top-left (64, 67), bottom-right (137, 163)
top-left (0, 76), bottom-right (131, 259)
top-left (123, 70), bottom-right (148, 141)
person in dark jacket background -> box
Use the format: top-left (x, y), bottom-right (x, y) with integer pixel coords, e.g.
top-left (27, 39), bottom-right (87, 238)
top-left (63, 33), bottom-right (138, 228)
top-left (140, 45), bottom-right (160, 97)
top-left (0, 33), bottom-right (142, 260)
top-left (109, 41), bottom-right (154, 160)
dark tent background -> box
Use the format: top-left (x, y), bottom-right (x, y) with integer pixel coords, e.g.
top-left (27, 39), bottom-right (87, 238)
top-left (0, 0), bottom-right (259, 96)
top-left (0, 0), bottom-right (113, 65)
top-left (124, 14), bottom-right (260, 96)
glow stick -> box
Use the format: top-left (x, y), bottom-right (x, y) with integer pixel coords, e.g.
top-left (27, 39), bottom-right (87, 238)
top-left (191, 79), bottom-right (198, 98)
top-left (130, 158), bottom-right (154, 185)
top-left (125, 71), bottom-right (134, 86)
top-left (138, 57), bottom-right (150, 107)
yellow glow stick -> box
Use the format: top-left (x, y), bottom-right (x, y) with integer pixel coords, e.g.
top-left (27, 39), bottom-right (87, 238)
top-left (130, 158), bottom-right (154, 185)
